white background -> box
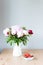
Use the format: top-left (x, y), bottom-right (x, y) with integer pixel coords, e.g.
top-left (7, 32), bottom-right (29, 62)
top-left (0, 0), bottom-right (43, 51)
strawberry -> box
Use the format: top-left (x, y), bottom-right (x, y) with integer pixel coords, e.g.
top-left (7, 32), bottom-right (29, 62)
top-left (24, 53), bottom-right (29, 58)
top-left (23, 53), bottom-right (33, 58)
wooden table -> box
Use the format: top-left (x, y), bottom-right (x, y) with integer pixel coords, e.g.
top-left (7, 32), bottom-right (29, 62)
top-left (0, 49), bottom-right (43, 65)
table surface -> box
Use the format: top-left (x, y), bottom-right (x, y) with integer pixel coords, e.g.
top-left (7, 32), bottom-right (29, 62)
top-left (0, 49), bottom-right (43, 65)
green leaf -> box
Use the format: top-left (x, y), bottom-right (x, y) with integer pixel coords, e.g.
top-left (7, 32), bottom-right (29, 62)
top-left (5, 33), bottom-right (29, 46)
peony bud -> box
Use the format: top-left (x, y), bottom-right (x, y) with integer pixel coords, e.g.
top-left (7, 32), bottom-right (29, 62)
top-left (28, 30), bottom-right (33, 34)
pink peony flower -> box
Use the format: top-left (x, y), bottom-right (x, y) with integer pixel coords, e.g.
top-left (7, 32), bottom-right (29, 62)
top-left (17, 29), bottom-right (23, 38)
top-left (3, 28), bottom-right (10, 36)
top-left (11, 25), bottom-right (21, 35)
top-left (28, 30), bottom-right (33, 34)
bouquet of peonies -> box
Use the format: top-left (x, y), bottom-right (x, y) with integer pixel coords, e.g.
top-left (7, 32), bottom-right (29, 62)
top-left (3, 25), bottom-right (33, 46)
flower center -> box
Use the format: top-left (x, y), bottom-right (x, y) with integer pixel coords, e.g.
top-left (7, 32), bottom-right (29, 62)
top-left (7, 32), bottom-right (9, 35)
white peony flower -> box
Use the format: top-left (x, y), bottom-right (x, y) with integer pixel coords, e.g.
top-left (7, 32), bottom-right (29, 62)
top-left (3, 28), bottom-right (10, 36)
top-left (17, 29), bottom-right (23, 38)
top-left (11, 25), bottom-right (21, 35)
top-left (23, 30), bottom-right (28, 35)
top-left (11, 25), bottom-right (20, 31)
top-left (11, 28), bottom-right (16, 35)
